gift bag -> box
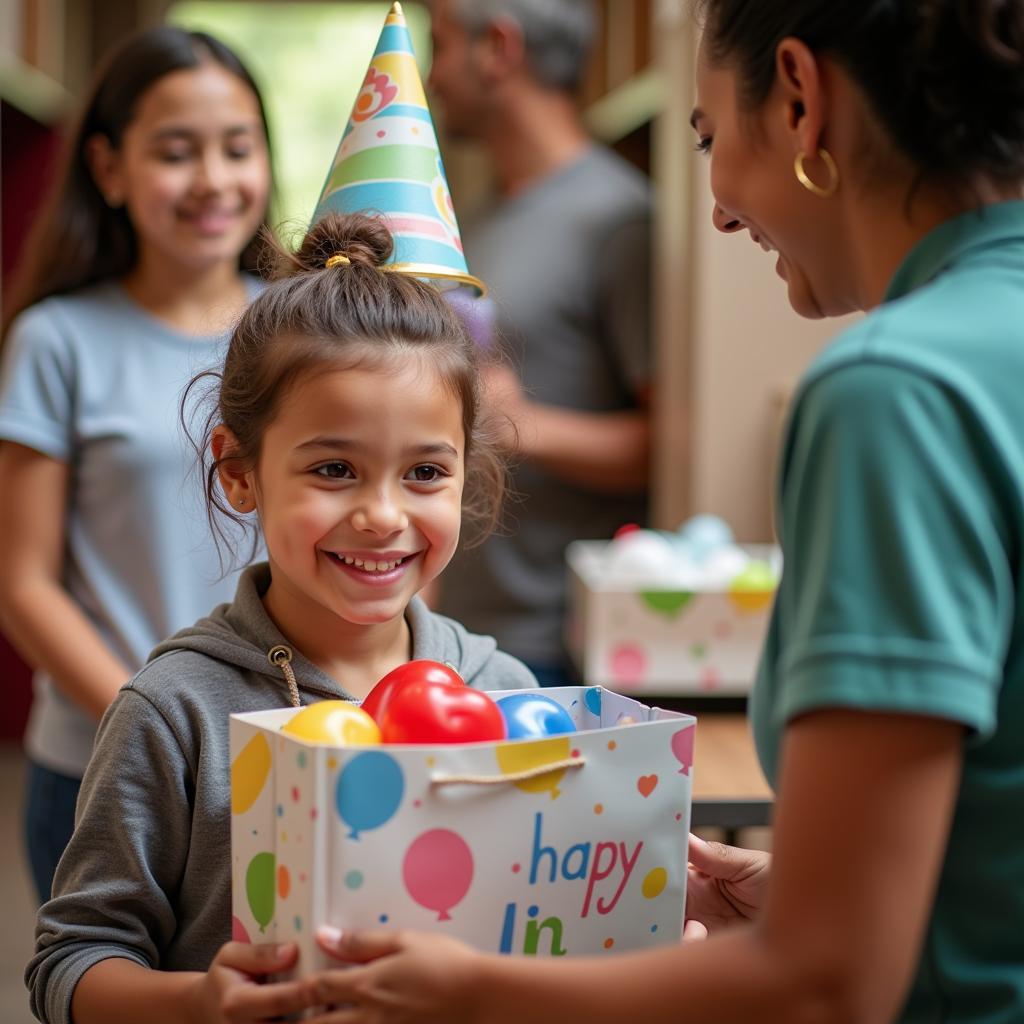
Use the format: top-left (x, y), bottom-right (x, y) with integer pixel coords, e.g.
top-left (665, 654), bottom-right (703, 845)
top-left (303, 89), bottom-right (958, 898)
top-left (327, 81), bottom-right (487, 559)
top-left (230, 686), bottom-right (695, 975)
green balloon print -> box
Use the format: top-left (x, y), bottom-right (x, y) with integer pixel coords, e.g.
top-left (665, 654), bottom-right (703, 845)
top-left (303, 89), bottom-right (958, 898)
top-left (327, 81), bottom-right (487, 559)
top-left (246, 851), bottom-right (276, 933)
top-left (640, 591), bottom-right (694, 618)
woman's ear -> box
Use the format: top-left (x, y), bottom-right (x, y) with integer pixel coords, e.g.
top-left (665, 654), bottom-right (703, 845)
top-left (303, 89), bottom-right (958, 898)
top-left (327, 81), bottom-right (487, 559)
top-left (84, 133), bottom-right (126, 208)
top-left (775, 37), bottom-right (827, 158)
top-left (212, 425), bottom-right (255, 513)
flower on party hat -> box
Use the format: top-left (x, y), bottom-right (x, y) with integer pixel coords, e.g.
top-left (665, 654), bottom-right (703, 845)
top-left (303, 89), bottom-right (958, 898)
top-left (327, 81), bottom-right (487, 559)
top-left (312, 2), bottom-right (485, 295)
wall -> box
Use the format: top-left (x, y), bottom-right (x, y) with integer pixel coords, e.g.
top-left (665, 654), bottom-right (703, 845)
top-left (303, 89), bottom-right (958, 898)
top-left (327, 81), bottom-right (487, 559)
top-left (687, 159), bottom-right (858, 540)
top-left (648, 3), bottom-right (859, 542)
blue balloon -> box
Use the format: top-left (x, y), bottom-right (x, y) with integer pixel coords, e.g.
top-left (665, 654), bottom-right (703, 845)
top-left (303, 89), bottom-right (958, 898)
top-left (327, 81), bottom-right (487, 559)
top-left (497, 693), bottom-right (577, 740)
top-left (336, 751), bottom-right (404, 840)
top-left (583, 686), bottom-right (603, 717)
top-left (677, 514), bottom-right (733, 562)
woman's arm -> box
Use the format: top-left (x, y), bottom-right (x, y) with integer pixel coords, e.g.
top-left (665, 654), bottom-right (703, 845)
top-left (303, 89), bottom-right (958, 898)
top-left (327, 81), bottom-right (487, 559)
top-left (310, 708), bottom-right (962, 1024)
top-left (0, 441), bottom-right (132, 717)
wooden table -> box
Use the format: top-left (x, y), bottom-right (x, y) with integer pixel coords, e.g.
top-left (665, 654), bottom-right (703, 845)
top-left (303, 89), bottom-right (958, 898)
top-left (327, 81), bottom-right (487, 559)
top-left (689, 713), bottom-right (773, 830)
top-left (648, 698), bottom-right (774, 831)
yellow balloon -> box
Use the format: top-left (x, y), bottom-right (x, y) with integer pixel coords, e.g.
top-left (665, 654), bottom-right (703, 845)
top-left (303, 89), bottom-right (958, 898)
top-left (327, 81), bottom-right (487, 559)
top-left (281, 701), bottom-right (381, 746)
top-left (728, 561), bottom-right (777, 614)
top-left (494, 736), bottom-right (572, 800)
top-left (231, 733), bottom-right (272, 815)
top-left (642, 866), bottom-right (668, 899)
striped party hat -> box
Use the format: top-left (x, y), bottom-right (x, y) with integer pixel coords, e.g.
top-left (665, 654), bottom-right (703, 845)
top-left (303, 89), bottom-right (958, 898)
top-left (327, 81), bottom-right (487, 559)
top-left (312, 2), bottom-right (485, 295)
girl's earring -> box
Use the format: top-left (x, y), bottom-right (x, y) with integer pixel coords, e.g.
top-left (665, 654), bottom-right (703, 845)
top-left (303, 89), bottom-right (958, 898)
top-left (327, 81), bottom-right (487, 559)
top-left (237, 498), bottom-right (247, 509)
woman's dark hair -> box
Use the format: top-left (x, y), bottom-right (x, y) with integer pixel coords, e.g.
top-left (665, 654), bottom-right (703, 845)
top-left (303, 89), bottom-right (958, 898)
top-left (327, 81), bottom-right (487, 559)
top-left (188, 212), bottom-right (506, 567)
top-left (699, 0), bottom-right (1024, 185)
top-left (3, 25), bottom-right (274, 336)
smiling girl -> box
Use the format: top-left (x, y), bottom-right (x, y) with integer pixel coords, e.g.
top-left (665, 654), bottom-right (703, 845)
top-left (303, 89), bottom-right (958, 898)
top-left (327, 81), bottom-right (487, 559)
top-left (0, 26), bottom-right (272, 905)
top-left (27, 211), bottom-right (536, 1024)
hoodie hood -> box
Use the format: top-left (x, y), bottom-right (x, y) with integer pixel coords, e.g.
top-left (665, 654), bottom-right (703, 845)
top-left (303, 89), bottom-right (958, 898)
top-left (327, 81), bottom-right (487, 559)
top-left (149, 562), bottom-right (528, 706)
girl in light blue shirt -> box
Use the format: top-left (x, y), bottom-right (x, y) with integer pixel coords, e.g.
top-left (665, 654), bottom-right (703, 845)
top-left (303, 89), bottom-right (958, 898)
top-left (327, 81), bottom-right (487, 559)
top-left (0, 25), bottom-right (273, 903)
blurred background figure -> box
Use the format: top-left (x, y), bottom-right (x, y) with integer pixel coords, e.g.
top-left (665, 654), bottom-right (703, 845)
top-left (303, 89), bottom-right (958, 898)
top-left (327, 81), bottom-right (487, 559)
top-left (427, 0), bottom-right (652, 686)
top-left (0, 25), bottom-right (272, 904)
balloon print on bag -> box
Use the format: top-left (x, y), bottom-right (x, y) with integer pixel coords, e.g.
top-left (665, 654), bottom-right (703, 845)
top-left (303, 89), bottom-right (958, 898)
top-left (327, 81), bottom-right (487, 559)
top-left (245, 851), bottom-right (276, 932)
top-left (336, 750), bottom-right (405, 839)
top-left (402, 828), bottom-right (474, 921)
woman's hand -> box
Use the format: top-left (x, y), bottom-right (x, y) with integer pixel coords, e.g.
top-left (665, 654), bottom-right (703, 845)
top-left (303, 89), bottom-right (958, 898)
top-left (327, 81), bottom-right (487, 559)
top-left (305, 925), bottom-right (483, 1024)
top-left (684, 834), bottom-right (771, 937)
top-left (188, 941), bottom-right (314, 1023)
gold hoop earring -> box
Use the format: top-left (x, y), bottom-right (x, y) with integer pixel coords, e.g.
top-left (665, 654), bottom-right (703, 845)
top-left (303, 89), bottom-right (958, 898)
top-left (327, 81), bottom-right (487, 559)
top-left (794, 148), bottom-right (839, 198)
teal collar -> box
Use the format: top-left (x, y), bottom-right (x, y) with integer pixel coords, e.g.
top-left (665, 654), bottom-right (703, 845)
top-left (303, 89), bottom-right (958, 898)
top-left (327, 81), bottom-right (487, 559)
top-left (885, 200), bottom-right (1024, 303)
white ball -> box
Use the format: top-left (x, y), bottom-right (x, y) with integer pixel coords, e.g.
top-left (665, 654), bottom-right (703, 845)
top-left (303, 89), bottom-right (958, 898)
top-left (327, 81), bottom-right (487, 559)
top-left (677, 514), bottom-right (734, 562)
top-left (603, 530), bottom-right (676, 584)
top-left (700, 545), bottom-right (751, 588)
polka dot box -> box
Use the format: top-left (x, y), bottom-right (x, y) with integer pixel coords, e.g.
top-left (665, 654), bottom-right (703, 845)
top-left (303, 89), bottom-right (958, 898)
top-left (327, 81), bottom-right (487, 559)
top-left (566, 541), bottom-right (781, 695)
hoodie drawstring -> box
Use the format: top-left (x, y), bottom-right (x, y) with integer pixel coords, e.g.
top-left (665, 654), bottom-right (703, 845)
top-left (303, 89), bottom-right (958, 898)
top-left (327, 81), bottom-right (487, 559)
top-left (268, 645), bottom-right (301, 708)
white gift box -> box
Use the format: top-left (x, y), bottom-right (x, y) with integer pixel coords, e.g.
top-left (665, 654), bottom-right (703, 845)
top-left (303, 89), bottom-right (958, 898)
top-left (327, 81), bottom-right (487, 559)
top-left (566, 540), bottom-right (781, 694)
top-left (229, 686), bottom-right (695, 976)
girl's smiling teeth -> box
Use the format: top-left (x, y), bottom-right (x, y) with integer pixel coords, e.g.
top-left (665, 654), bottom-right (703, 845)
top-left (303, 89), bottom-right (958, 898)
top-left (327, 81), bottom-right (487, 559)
top-left (327, 552), bottom-right (415, 573)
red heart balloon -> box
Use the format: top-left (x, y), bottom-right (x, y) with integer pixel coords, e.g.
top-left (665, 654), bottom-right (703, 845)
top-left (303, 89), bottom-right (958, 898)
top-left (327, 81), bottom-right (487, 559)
top-left (379, 680), bottom-right (506, 745)
top-left (361, 660), bottom-right (465, 724)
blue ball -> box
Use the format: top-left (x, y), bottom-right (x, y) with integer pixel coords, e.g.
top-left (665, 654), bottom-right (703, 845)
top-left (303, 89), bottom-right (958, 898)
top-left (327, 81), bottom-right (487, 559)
top-left (677, 514), bottom-right (733, 561)
top-left (496, 693), bottom-right (577, 740)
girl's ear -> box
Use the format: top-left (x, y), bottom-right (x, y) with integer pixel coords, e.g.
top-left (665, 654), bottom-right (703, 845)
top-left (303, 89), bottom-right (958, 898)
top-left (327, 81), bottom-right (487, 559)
top-left (84, 133), bottom-right (126, 208)
top-left (212, 425), bottom-right (256, 513)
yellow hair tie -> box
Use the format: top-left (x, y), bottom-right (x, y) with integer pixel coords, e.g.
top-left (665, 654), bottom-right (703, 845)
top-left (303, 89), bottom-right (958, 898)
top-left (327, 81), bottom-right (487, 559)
top-left (325, 253), bottom-right (351, 269)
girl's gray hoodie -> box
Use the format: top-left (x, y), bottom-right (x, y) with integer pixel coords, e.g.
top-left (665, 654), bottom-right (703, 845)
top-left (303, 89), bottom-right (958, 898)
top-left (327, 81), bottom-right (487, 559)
top-left (27, 562), bottom-right (536, 1024)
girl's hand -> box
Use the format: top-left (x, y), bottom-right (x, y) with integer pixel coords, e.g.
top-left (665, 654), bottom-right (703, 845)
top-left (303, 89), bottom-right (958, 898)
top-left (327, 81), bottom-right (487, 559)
top-left (188, 941), bottom-right (314, 1022)
top-left (306, 925), bottom-right (482, 1024)
top-left (684, 834), bottom-right (771, 936)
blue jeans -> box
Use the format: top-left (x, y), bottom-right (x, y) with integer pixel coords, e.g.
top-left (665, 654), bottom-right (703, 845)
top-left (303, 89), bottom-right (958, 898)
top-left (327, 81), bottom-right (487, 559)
top-left (24, 760), bottom-right (81, 904)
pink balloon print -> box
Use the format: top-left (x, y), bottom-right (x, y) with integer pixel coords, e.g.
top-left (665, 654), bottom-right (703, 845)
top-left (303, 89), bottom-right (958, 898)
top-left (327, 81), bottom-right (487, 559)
top-left (671, 725), bottom-right (694, 776)
top-left (402, 829), bottom-right (474, 921)
top-left (608, 644), bottom-right (647, 687)
top-left (700, 665), bottom-right (721, 692)
top-left (232, 915), bottom-right (251, 944)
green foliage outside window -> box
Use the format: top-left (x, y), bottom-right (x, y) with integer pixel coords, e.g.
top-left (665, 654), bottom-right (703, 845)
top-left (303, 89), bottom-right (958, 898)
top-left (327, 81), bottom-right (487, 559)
top-left (167, 2), bottom-right (431, 231)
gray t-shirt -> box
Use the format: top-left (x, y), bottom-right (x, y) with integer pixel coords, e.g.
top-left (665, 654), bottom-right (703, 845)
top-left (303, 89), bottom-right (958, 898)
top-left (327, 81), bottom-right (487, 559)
top-left (440, 146), bottom-right (652, 664)
top-left (0, 281), bottom-right (256, 775)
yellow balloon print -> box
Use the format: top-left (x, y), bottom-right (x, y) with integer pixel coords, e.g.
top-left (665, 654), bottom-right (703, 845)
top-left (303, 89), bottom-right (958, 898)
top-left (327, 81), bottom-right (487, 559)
top-left (642, 867), bottom-right (667, 899)
top-left (231, 733), bottom-right (272, 815)
top-left (495, 736), bottom-right (572, 800)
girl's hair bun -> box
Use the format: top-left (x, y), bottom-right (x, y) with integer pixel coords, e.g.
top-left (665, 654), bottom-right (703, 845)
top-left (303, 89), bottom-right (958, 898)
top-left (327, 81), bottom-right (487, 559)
top-left (280, 211), bottom-right (395, 277)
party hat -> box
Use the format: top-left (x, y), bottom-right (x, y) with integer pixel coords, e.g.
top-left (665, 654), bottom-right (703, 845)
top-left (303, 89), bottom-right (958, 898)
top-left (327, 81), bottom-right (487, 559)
top-left (312, 2), bottom-right (485, 295)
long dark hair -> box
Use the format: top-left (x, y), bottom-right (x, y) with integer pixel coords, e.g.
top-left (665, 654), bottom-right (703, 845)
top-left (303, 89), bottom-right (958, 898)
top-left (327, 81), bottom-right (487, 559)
top-left (3, 25), bottom-right (274, 338)
top-left (698, 0), bottom-right (1024, 188)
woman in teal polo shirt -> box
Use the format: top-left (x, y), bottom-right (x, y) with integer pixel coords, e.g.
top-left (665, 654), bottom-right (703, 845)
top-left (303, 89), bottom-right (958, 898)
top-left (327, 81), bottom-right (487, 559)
top-left (216, 2), bottom-right (1024, 1021)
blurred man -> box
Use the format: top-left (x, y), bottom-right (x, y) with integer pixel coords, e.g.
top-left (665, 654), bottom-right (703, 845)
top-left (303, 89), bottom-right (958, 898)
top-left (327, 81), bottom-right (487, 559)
top-left (430, 0), bottom-right (652, 685)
